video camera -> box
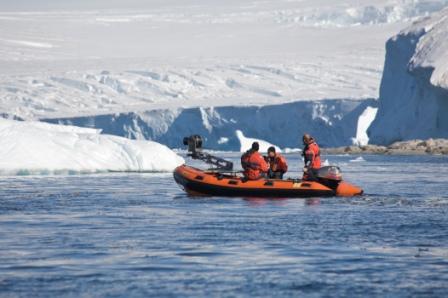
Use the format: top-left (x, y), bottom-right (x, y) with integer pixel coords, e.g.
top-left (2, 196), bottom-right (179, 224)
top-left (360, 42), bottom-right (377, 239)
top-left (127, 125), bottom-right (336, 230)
top-left (182, 135), bottom-right (233, 171)
top-left (183, 135), bottom-right (203, 154)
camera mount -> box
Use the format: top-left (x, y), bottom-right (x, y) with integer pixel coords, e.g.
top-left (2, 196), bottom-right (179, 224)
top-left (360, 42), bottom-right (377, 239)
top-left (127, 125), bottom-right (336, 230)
top-left (183, 135), bottom-right (233, 171)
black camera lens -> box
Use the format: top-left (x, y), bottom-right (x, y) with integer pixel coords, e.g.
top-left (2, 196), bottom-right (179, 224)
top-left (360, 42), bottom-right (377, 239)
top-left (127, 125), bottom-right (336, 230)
top-left (192, 135), bottom-right (202, 148)
top-left (183, 137), bottom-right (189, 146)
top-left (183, 135), bottom-right (203, 153)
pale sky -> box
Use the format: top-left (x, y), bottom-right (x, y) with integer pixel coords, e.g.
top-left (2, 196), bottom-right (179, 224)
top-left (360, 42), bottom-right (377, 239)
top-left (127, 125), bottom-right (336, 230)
top-left (0, 0), bottom-right (236, 11)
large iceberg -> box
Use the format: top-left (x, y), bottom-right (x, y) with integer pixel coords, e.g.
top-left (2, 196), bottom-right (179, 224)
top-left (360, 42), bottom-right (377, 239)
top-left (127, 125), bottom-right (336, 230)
top-left (368, 8), bottom-right (448, 144)
top-left (0, 119), bottom-right (184, 175)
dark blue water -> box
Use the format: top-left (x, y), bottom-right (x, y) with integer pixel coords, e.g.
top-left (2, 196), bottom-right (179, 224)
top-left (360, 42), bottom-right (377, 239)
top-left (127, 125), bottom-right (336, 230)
top-left (1, 154), bottom-right (448, 297)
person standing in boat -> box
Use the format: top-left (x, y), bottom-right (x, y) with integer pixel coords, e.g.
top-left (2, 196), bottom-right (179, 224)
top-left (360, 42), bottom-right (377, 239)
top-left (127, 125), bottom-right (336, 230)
top-left (302, 133), bottom-right (321, 181)
top-left (241, 142), bottom-right (269, 180)
top-left (265, 146), bottom-right (288, 179)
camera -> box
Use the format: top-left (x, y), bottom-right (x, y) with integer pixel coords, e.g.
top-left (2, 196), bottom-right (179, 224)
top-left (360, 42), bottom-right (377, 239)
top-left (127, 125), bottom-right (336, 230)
top-left (183, 135), bottom-right (203, 153)
top-left (182, 134), bottom-right (233, 171)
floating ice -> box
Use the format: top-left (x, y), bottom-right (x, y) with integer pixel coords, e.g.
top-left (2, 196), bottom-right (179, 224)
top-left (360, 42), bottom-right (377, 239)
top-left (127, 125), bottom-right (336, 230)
top-left (350, 156), bottom-right (366, 162)
top-left (284, 148), bottom-right (302, 153)
top-left (0, 119), bottom-right (184, 175)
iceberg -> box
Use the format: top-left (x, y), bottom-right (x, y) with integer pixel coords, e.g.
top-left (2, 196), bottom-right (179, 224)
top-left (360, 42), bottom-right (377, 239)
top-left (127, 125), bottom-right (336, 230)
top-left (368, 8), bottom-right (448, 144)
top-left (0, 119), bottom-right (184, 175)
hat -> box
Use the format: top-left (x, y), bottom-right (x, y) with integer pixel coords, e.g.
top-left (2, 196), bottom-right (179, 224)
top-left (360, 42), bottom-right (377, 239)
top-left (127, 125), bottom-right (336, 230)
top-left (251, 142), bottom-right (259, 151)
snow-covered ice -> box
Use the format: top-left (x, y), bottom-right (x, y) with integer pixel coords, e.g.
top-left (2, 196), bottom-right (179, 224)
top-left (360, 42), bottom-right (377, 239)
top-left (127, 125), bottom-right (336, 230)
top-left (369, 7), bottom-right (448, 144)
top-left (0, 0), bottom-right (447, 150)
top-left (0, 119), bottom-right (184, 175)
top-left (46, 99), bottom-right (376, 150)
top-left (349, 156), bottom-right (366, 162)
top-left (352, 106), bottom-right (378, 146)
top-left (236, 130), bottom-right (281, 153)
top-left (1, 0), bottom-right (442, 120)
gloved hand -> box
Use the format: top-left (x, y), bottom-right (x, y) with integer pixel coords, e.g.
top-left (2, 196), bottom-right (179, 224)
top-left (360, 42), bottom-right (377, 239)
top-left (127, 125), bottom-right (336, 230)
top-left (303, 167), bottom-right (308, 173)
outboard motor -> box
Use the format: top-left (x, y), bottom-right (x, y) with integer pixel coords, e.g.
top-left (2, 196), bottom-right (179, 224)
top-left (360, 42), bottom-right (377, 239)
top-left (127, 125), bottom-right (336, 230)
top-left (316, 166), bottom-right (343, 189)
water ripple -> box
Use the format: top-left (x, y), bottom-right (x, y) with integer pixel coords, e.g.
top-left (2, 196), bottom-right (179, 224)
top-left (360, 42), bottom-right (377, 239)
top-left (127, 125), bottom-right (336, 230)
top-left (0, 155), bottom-right (448, 296)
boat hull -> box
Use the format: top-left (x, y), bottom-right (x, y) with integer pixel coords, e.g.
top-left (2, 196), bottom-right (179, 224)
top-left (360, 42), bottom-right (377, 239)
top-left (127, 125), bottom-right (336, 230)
top-left (174, 165), bottom-right (363, 198)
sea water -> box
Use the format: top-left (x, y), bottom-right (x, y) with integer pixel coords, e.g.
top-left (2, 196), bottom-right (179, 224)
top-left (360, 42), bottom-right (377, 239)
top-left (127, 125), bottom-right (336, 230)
top-left (1, 154), bottom-right (447, 297)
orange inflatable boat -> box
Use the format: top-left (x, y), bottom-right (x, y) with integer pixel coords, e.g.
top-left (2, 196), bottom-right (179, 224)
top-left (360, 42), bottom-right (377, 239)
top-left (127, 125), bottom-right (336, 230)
top-left (174, 165), bottom-right (363, 198)
top-left (174, 135), bottom-right (363, 198)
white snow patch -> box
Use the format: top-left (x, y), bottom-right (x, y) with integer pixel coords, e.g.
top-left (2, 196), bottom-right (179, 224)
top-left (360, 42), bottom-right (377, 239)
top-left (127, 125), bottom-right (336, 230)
top-left (217, 137), bottom-right (229, 144)
top-left (352, 106), bottom-right (378, 146)
top-left (276, 1), bottom-right (448, 27)
top-left (350, 156), bottom-right (366, 162)
top-left (284, 147), bottom-right (302, 153)
top-left (2, 39), bottom-right (54, 48)
top-left (95, 17), bottom-right (132, 23)
top-left (0, 119), bottom-right (184, 176)
top-left (236, 130), bottom-right (281, 153)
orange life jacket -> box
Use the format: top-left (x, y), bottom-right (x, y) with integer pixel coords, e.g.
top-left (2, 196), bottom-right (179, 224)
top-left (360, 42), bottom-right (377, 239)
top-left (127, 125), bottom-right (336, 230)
top-left (241, 150), bottom-right (269, 180)
top-left (268, 153), bottom-right (288, 173)
top-left (304, 140), bottom-right (321, 169)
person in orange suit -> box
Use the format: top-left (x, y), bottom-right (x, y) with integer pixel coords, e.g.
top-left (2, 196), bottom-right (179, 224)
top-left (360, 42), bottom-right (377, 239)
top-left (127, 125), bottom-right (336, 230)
top-left (241, 142), bottom-right (269, 180)
top-left (265, 146), bottom-right (288, 179)
top-left (302, 133), bottom-right (321, 181)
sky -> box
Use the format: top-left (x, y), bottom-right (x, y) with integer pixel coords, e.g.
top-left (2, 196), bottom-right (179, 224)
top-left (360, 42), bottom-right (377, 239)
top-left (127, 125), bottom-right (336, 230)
top-left (0, 0), bottom-right (236, 11)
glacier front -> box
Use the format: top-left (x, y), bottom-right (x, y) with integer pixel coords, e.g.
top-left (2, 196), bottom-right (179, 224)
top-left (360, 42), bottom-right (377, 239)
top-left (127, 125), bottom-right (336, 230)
top-left (368, 8), bottom-right (448, 144)
top-left (44, 99), bottom-right (376, 151)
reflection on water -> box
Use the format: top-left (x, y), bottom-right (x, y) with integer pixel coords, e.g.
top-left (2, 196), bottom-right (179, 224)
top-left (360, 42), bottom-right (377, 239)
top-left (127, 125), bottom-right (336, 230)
top-left (242, 197), bottom-right (320, 207)
top-left (0, 154), bottom-right (448, 297)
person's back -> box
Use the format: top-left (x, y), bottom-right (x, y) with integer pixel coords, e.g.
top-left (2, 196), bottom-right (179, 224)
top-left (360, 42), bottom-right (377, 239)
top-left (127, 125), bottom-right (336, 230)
top-left (241, 142), bottom-right (269, 180)
top-left (302, 134), bottom-right (321, 180)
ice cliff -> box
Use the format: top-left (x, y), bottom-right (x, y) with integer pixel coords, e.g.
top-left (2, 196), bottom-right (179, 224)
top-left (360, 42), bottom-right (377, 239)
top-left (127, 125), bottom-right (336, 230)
top-left (368, 8), bottom-right (448, 144)
top-left (45, 99), bottom-right (377, 151)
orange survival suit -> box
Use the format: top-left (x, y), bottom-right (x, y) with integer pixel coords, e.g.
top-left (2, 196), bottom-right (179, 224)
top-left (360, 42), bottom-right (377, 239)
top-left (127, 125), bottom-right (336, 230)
top-left (241, 149), bottom-right (269, 180)
top-left (267, 153), bottom-right (288, 179)
top-left (302, 137), bottom-right (321, 180)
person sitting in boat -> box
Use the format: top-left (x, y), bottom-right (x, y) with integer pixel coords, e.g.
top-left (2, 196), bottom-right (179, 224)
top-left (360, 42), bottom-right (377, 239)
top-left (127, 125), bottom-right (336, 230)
top-left (302, 133), bottom-right (321, 181)
top-left (265, 146), bottom-right (288, 179)
top-left (241, 142), bottom-right (269, 180)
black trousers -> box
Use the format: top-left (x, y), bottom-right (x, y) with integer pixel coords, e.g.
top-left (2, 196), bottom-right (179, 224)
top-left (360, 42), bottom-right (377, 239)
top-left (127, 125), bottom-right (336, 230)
top-left (268, 170), bottom-right (284, 179)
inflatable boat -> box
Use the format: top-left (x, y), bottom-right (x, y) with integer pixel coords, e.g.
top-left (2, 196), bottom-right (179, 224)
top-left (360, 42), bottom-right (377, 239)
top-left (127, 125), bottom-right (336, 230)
top-left (174, 164), bottom-right (363, 198)
top-left (173, 135), bottom-right (363, 198)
